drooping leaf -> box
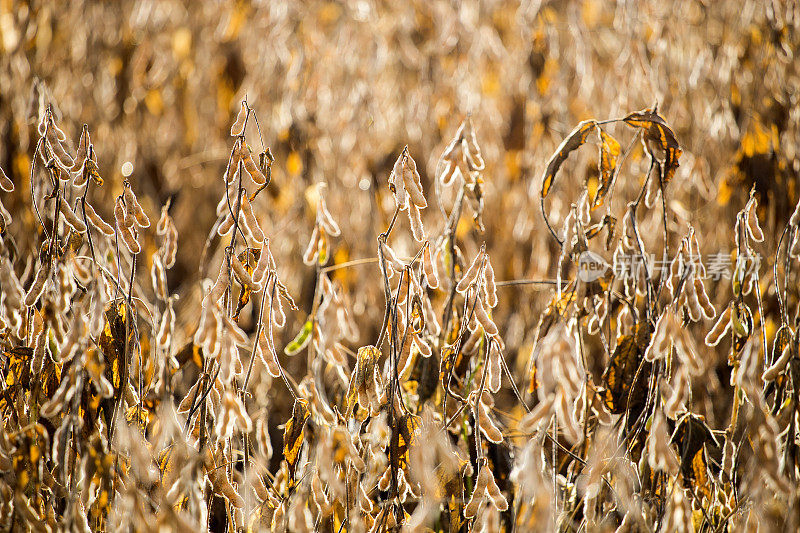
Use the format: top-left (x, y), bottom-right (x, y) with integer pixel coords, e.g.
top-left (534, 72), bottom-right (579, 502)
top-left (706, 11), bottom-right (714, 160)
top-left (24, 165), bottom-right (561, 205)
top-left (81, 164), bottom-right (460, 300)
top-left (623, 109), bottom-right (683, 185)
top-left (345, 345), bottom-right (380, 417)
top-left (670, 413), bottom-right (718, 499)
top-left (541, 120), bottom-right (597, 198)
top-left (602, 321), bottom-right (653, 414)
top-left (283, 398), bottom-right (310, 486)
top-left (592, 126), bottom-right (621, 207)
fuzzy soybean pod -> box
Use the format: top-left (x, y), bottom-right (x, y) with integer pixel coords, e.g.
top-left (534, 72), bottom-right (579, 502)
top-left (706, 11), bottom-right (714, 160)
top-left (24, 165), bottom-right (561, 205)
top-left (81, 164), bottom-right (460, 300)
top-left (124, 183), bottom-right (150, 228)
top-left (113, 196), bottom-right (131, 230)
top-left (71, 125), bottom-right (90, 172)
top-left (252, 240), bottom-right (272, 287)
top-left (464, 462), bottom-right (489, 518)
top-left (119, 223), bottom-right (141, 255)
top-left (519, 394), bottom-right (555, 433)
top-left (456, 250), bottom-right (484, 293)
top-left (231, 253), bottom-right (261, 291)
top-left (705, 304), bottom-right (732, 346)
top-left (399, 151), bottom-right (427, 209)
top-left (25, 262), bottom-right (50, 307)
top-left (156, 302), bottom-right (174, 349)
top-left (683, 273), bottom-right (702, 322)
top-left (45, 123), bottom-right (74, 170)
top-left (694, 278), bottom-right (715, 319)
top-left (59, 200), bottom-right (87, 233)
top-left (206, 262), bottom-right (230, 307)
top-left (162, 222), bottom-right (178, 268)
top-left (479, 402), bottom-right (503, 444)
top-left (487, 344), bottom-right (502, 393)
top-left (763, 344), bottom-right (793, 382)
top-left (317, 194), bottom-right (341, 236)
top-left (151, 255), bottom-right (168, 300)
top-left (239, 194), bottom-right (264, 245)
top-left (239, 143), bottom-right (266, 185)
top-left (483, 257), bottom-right (497, 307)
top-left (422, 240), bottom-right (439, 289)
top-left (408, 203), bottom-right (425, 242)
top-left (473, 294), bottom-right (498, 336)
top-left (302, 225), bottom-right (320, 266)
top-left (746, 200), bottom-right (764, 242)
top-left (256, 326), bottom-right (281, 377)
top-left (0, 165), bottom-right (13, 191)
top-left (83, 201), bottom-right (114, 235)
top-left (230, 101), bottom-right (247, 136)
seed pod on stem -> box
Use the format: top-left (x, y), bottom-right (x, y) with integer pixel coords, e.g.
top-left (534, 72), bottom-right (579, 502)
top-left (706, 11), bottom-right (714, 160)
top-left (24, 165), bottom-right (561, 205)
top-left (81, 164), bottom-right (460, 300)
top-left (230, 101), bottom-right (248, 136)
top-left (59, 200), bottom-right (87, 233)
top-left (302, 225), bottom-right (320, 266)
top-left (317, 193), bottom-right (341, 237)
top-left (83, 201), bottom-right (114, 235)
top-left (456, 250), bottom-right (485, 293)
top-left (71, 125), bottom-right (90, 172)
top-left (124, 182), bottom-right (150, 228)
top-left (422, 240), bottom-right (439, 289)
top-left (239, 143), bottom-right (266, 185)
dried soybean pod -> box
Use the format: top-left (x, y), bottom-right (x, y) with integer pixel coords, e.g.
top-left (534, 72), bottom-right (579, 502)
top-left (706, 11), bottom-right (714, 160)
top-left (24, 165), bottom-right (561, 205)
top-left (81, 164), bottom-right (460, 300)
top-left (478, 401), bottom-right (503, 443)
top-left (422, 240), bottom-right (439, 289)
top-left (484, 463), bottom-right (508, 511)
top-left (120, 224), bottom-right (141, 254)
top-left (401, 151), bottom-right (427, 208)
top-left (302, 225), bottom-right (320, 265)
top-left (59, 200), bottom-right (87, 233)
top-left (163, 223), bottom-right (178, 268)
top-left (763, 344), bottom-right (793, 381)
top-left (114, 196), bottom-right (131, 230)
top-left (257, 329), bottom-right (281, 378)
top-left (487, 345), bottom-right (501, 392)
top-left (239, 143), bottom-right (266, 185)
top-left (156, 204), bottom-right (170, 235)
top-left (230, 101), bottom-right (248, 136)
top-left (464, 462), bottom-right (489, 518)
top-left (0, 165), bottom-right (13, 191)
top-left (83, 201), bottom-right (114, 235)
top-left (239, 194), bottom-right (264, 244)
top-left (694, 278), bottom-right (715, 319)
top-left (231, 253), bottom-right (261, 291)
top-left (46, 123), bottom-right (74, 170)
top-left (217, 211), bottom-right (234, 237)
top-left (71, 124), bottom-right (90, 171)
top-left (474, 294), bottom-right (498, 336)
top-left (156, 302), bottom-right (174, 349)
top-left (124, 183), bottom-right (150, 228)
top-left (705, 305), bottom-right (732, 346)
top-left (381, 242), bottom-right (404, 272)
top-left (408, 203), bottom-right (425, 242)
top-left (746, 201), bottom-right (764, 242)
top-left (456, 250), bottom-right (484, 293)
top-left (684, 273), bottom-right (702, 322)
top-left (206, 262), bottom-right (230, 306)
top-left (483, 257), bottom-right (497, 307)
top-left (252, 240), bottom-right (272, 286)
top-left (389, 154), bottom-right (409, 210)
top-left (25, 263), bottom-right (50, 306)
top-left (317, 194), bottom-right (341, 236)
top-left (151, 255), bottom-right (168, 300)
